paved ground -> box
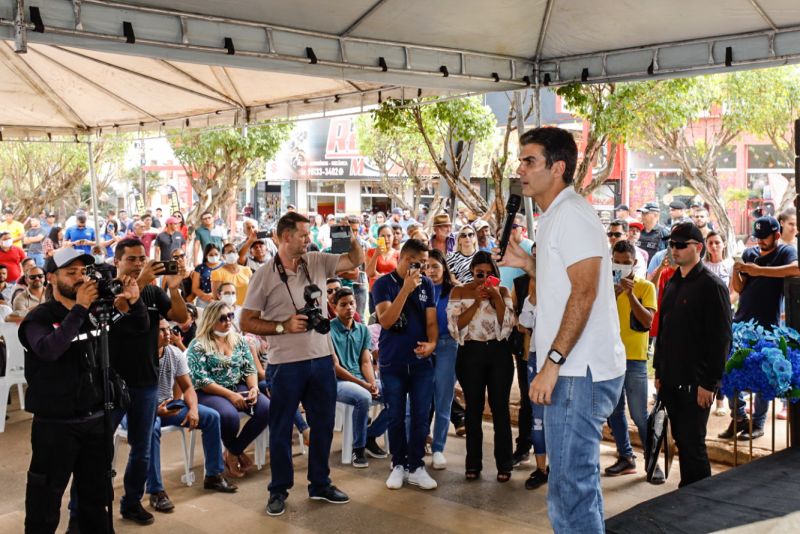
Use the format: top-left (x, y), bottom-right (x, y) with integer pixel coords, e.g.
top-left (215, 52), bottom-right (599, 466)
top-left (1, 393), bottom-right (690, 534)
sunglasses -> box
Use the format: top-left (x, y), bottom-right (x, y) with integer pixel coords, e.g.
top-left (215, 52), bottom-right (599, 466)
top-left (327, 288), bottom-right (339, 294)
top-left (460, 232), bottom-right (475, 238)
top-left (172, 253), bottom-right (186, 259)
top-left (217, 312), bottom-right (235, 323)
top-left (27, 274), bottom-right (45, 280)
top-left (607, 232), bottom-right (623, 238)
top-left (511, 224), bottom-right (521, 229)
top-left (668, 240), bottom-right (699, 249)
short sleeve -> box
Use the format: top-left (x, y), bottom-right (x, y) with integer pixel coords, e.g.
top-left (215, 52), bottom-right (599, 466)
top-left (242, 264), bottom-right (268, 311)
top-left (210, 269), bottom-right (223, 282)
top-left (238, 339), bottom-right (257, 376)
top-left (423, 278), bottom-right (436, 309)
top-left (780, 245), bottom-right (798, 264)
top-left (359, 324), bottom-right (373, 352)
top-left (318, 251), bottom-right (341, 278)
top-left (446, 298), bottom-right (468, 344)
top-left (153, 286), bottom-right (172, 319)
top-left (371, 276), bottom-right (392, 306)
top-left (553, 204), bottom-right (606, 268)
top-left (186, 341), bottom-right (213, 389)
top-left (742, 248), bottom-right (758, 263)
top-left (173, 348), bottom-right (190, 377)
top-left (638, 280), bottom-right (658, 310)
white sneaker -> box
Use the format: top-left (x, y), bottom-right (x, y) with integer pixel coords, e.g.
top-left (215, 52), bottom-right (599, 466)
top-left (432, 452), bottom-right (447, 470)
top-left (386, 465), bottom-right (407, 489)
top-left (407, 466), bottom-right (438, 490)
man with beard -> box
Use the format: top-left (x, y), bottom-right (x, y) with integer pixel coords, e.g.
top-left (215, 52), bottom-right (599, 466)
top-left (20, 248), bottom-right (146, 533)
top-left (719, 216), bottom-right (799, 441)
top-left (8, 266), bottom-right (46, 321)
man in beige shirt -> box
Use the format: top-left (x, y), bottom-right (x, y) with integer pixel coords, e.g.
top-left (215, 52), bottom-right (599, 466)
top-left (240, 211), bottom-right (364, 517)
top-left (7, 266), bottom-right (45, 322)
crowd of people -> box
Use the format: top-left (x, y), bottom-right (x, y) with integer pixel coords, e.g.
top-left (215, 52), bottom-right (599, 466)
top-left (9, 125), bottom-right (799, 534)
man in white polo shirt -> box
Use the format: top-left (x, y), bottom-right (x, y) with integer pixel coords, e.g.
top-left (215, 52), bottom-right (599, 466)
top-left (240, 212), bottom-right (365, 517)
top-left (498, 127), bottom-right (625, 533)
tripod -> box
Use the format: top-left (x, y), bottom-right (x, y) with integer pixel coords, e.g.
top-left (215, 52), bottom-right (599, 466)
top-left (90, 300), bottom-right (120, 534)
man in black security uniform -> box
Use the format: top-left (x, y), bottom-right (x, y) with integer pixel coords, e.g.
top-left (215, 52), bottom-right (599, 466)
top-left (21, 248), bottom-right (147, 533)
top-left (107, 237), bottom-right (189, 525)
top-left (654, 222), bottom-right (732, 487)
top-left (719, 216), bottom-right (799, 440)
top-left (636, 202), bottom-right (670, 259)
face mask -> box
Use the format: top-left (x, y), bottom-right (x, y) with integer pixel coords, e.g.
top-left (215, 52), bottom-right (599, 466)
top-left (612, 263), bottom-right (634, 283)
top-left (207, 255), bottom-right (220, 264)
top-left (220, 294), bottom-right (237, 306)
top-left (213, 330), bottom-right (228, 338)
top-left (1, 239), bottom-right (12, 248)
top-left (224, 253), bottom-right (238, 264)
top-left (93, 255), bottom-right (105, 264)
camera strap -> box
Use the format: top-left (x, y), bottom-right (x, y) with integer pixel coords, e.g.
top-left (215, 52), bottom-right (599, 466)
top-left (273, 253), bottom-right (311, 313)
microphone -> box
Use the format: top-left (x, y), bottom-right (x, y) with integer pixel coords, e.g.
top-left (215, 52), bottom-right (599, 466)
top-left (497, 194), bottom-right (522, 260)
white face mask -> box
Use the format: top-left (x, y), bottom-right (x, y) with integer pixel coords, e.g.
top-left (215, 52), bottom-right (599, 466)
top-left (1, 239), bottom-right (12, 248)
top-left (612, 262), bottom-right (634, 283)
top-left (220, 294), bottom-right (236, 306)
top-left (207, 255), bottom-right (220, 264)
top-left (224, 253), bottom-right (238, 264)
top-left (93, 255), bottom-right (105, 264)
top-left (213, 329), bottom-right (228, 338)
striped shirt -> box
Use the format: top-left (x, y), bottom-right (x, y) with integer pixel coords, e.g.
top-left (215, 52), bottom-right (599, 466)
top-left (446, 251), bottom-right (475, 284)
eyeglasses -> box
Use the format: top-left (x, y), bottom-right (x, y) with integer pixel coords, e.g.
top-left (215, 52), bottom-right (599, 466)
top-left (327, 288), bottom-right (339, 294)
top-left (172, 253), bottom-right (186, 259)
top-left (27, 274), bottom-right (45, 280)
top-left (217, 312), bottom-right (235, 323)
top-left (460, 233), bottom-right (475, 238)
top-left (668, 240), bottom-right (699, 249)
top-left (511, 224), bottom-right (521, 229)
top-left (607, 232), bottom-right (624, 238)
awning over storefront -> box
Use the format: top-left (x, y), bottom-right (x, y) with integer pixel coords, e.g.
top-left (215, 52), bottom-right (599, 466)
top-left (1, 0), bottom-right (799, 136)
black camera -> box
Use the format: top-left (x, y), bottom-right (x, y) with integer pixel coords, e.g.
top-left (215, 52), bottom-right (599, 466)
top-left (85, 263), bottom-right (124, 302)
top-left (296, 284), bottom-right (330, 334)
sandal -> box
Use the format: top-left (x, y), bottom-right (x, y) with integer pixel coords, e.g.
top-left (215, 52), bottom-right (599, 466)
top-left (497, 471), bottom-right (512, 483)
top-left (465, 470), bottom-right (480, 481)
top-left (223, 450), bottom-right (245, 478)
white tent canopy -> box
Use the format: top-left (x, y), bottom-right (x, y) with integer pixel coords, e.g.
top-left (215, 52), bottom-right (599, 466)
top-left (1, 0), bottom-right (800, 136)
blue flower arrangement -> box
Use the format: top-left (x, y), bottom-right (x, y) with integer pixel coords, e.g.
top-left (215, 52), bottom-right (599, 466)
top-left (721, 320), bottom-right (800, 402)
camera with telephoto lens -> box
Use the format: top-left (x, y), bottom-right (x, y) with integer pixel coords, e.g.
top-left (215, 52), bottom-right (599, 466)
top-left (85, 263), bottom-right (124, 302)
top-left (296, 284), bottom-right (330, 334)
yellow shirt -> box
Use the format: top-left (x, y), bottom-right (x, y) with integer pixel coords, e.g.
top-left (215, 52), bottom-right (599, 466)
top-left (0, 220), bottom-right (25, 248)
top-left (616, 277), bottom-right (657, 361)
top-left (211, 266), bottom-right (253, 306)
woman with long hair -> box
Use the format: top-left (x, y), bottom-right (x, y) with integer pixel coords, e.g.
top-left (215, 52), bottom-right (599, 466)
top-left (704, 231), bottom-right (734, 287)
top-left (447, 251), bottom-right (516, 482)
top-left (368, 211), bottom-right (387, 246)
top-left (210, 242), bottom-right (253, 306)
top-left (310, 213), bottom-right (324, 249)
top-left (365, 224), bottom-right (399, 290)
top-left (446, 225), bottom-right (478, 284)
top-left (173, 211), bottom-right (189, 240)
top-left (425, 249), bottom-right (460, 470)
top-left (187, 301), bottom-right (269, 478)
top-left (192, 243), bottom-right (222, 308)
top-left (98, 220), bottom-right (120, 257)
top-left (42, 226), bottom-right (66, 257)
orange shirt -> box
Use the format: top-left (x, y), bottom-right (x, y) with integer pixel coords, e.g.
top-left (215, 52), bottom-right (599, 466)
top-left (367, 248), bottom-right (399, 290)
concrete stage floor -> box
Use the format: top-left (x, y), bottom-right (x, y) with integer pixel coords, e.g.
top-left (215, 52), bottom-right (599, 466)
top-left (0, 394), bottom-right (697, 534)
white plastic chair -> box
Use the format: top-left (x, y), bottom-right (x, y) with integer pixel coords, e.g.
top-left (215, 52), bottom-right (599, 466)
top-left (335, 400), bottom-right (388, 464)
top-left (113, 424), bottom-right (196, 486)
top-left (0, 322), bottom-right (26, 433)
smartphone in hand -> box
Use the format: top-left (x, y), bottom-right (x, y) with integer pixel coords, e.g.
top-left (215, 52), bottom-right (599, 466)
top-left (485, 275), bottom-right (500, 288)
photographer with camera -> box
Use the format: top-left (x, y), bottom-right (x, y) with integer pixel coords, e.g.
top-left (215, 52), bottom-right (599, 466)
top-left (372, 239), bottom-right (439, 491)
top-left (240, 212), bottom-right (364, 517)
top-left (20, 247), bottom-right (147, 533)
top-left (105, 237), bottom-right (189, 525)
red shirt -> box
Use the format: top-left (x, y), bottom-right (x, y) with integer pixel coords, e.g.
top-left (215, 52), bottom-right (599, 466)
top-left (0, 245), bottom-right (26, 282)
top-left (367, 248), bottom-right (399, 290)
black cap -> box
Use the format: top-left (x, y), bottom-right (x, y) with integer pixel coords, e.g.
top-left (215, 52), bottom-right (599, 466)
top-left (752, 216), bottom-right (781, 239)
top-left (614, 204), bottom-right (629, 212)
top-left (669, 222), bottom-right (704, 243)
top-left (636, 202), bottom-right (660, 213)
top-left (669, 200), bottom-right (687, 210)
top-left (2, 207), bottom-right (13, 215)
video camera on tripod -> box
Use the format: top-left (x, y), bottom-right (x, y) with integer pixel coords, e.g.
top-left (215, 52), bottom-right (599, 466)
top-left (85, 263), bottom-right (124, 308)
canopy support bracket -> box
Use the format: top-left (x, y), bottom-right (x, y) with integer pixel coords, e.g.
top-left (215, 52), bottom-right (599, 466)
top-left (71, 0), bottom-right (83, 31)
top-left (14, 0), bottom-right (26, 53)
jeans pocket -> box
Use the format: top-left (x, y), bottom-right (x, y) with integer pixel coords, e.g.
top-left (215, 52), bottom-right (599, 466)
top-left (592, 377), bottom-right (624, 419)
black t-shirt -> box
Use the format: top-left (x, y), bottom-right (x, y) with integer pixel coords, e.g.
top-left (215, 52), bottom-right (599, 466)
top-left (734, 244), bottom-right (798, 327)
top-left (110, 284), bottom-right (172, 387)
top-left (638, 225), bottom-right (669, 258)
top-left (155, 231), bottom-right (185, 261)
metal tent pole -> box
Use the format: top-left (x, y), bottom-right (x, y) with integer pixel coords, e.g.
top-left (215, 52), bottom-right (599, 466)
top-left (87, 141), bottom-right (100, 234)
top-left (514, 88), bottom-right (536, 236)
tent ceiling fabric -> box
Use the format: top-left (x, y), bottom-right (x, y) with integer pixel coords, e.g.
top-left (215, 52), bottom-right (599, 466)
top-left (1, 0), bottom-right (800, 136)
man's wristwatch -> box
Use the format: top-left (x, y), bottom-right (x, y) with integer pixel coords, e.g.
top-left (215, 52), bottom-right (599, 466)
top-left (547, 348), bottom-right (566, 365)
top-left (274, 321), bottom-right (285, 335)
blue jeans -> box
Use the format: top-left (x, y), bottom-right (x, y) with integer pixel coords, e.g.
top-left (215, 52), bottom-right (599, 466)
top-left (432, 335), bottom-right (458, 453)
top-left (139, 402), bottom-right (224, 494)
top-left (526, 356), bottom-right (546, 455)
top-left (606, 360), bottom-right (649, 458)
top-left (729, 391), bottom-right (770, 429)
top-left (544, 368), bottom-right (623, 534)
top-left (267, 355), bottom-right (337, 497)
top-left (336, 380), bottom-right (389, 448)
top-left (27, 252), bottom-right (45, 268)
top-left (353, 282), bottom-right (368, 323)
top-left (115, 385), bottom-right (158, 513)
top-left (381, 359), bottom-right (434, 471)
top-left (258, 378), bottom-right (309, 433)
